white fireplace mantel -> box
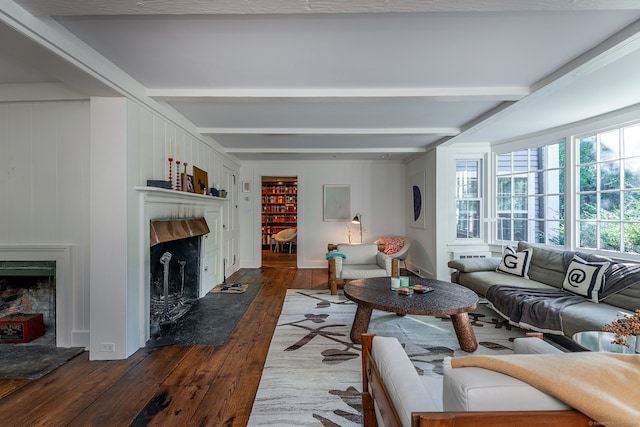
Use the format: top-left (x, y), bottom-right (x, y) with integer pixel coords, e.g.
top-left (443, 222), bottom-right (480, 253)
top-left (135, 186), bottom-right (226, 349)
top-left (0, 245), bottom-right (73, 347)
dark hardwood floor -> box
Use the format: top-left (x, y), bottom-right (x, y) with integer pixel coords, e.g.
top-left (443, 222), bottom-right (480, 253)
top-left (0, 266), bottom-right (328, 426)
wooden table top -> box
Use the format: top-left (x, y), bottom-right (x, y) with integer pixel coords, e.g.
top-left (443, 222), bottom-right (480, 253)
top-left (343, 276), bottom-right (478, 316)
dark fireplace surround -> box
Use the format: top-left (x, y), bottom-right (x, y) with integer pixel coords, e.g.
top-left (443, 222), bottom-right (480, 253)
top-left (148, 218), bottom-right (209, 338)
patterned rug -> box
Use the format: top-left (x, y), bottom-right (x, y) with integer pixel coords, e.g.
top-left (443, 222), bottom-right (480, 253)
top-left (248, 289), bottom-right (528, 426)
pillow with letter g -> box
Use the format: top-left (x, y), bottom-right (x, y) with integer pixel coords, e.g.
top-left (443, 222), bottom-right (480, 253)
top-left (496, 246), bottom-right (533, 278)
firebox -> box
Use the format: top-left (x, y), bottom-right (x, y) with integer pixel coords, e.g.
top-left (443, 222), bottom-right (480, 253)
top-left (148, 218), bottom-right (209, 339)
top-left (0, 261), bottom-right (55, 343)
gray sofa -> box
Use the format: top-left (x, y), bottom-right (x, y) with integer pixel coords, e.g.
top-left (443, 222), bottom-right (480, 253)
top-left (448, 242), bottom-right (640, 338)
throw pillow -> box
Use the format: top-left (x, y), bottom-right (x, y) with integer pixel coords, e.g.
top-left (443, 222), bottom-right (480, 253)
top-left (379, 237), bottom-right (405, 255)
top-left (562, 255), bottom-right (611, 302)
top-left (496, 246), bottom-right (532, 278)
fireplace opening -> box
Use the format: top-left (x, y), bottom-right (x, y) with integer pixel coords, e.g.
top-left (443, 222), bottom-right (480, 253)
top-left (0, 261), bottom-right (55, 345)
top-left (149, 235), bottom-right (202, 338)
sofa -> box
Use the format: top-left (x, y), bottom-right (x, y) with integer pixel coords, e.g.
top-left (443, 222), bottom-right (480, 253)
top-left (361, 333), bottom-right (593, 427)
top-left (327, 243), bottom-right (399, 295)
top-left (447, 241), bottom-right (640, 339)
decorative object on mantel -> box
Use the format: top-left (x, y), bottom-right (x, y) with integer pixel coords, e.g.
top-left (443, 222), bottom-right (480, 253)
top-left (146, 180), bottom-right (171, 189)
top-left (168, 156), bottom-right (174, 188)
top-left (175, 159), bottom-right (181, 191)
top-left (193, 166), bottom-right (209, 195)
top-left (182, 174), bottom-right (195, 193)
top-left (602, 309), bottom-right (640, 352)
top-left (181, 162), bottom-right (188, 192)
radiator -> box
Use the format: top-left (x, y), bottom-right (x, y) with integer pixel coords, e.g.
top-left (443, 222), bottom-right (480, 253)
top-left (452, 251), bottom-right (493, 260)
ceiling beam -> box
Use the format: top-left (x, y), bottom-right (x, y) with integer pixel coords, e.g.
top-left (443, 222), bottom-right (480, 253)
top-left (200, 127), bottom-right (459, 136)
top-left (16, 0), bottom-right (640, 16)
top-left (224, 147), bottom-right (426, 154)
top-left (148, 87), bottom-right (529, 103)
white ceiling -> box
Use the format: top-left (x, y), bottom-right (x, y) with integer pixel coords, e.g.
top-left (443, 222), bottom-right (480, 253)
top-left (3, 1), bottom-right (640, 161)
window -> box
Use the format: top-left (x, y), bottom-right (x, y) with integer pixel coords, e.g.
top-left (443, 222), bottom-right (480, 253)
top-left (496, 143), bottom-right (564, 245)
top-left (576, 124), bottom-right (640, 254)
top-left (455, 160), bottom-right (481, 239)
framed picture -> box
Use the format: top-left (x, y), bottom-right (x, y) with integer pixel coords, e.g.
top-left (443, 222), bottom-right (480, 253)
top-left (323, 184), bottom-right (351, 221)
top-left (182, 173), bottom-right (195, 193)
top-left (242, 181), bottom-right (251, 193)
top-left (193, 166), bottom-right (208, 195)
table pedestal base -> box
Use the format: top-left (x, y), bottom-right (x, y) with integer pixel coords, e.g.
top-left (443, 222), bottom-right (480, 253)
top-left (349, 305), bottom-right (478, 352)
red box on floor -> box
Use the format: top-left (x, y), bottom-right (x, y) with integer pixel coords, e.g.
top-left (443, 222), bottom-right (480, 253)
top-left (0, 313), bottom-right (45, 343)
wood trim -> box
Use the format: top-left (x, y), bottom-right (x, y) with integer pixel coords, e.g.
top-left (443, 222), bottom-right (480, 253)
top-left (412, 410), bottom-right (593, 426)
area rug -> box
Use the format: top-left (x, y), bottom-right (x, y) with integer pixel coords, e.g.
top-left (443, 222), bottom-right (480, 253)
top-left (147, 282), bottom-right (262, 347)
top-left (210, 282), bottom-right (249, 293)
top-left (247, 289), bottom-right (528, 426)
top-left (0, 345), bottom-right (85, 379)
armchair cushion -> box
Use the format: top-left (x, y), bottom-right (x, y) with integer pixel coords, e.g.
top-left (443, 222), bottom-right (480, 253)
top-left (337, 243), bottom-right (379, 264)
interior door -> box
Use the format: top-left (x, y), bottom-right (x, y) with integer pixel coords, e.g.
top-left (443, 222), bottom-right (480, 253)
top-left (222, 165), bottom-right (238, 279)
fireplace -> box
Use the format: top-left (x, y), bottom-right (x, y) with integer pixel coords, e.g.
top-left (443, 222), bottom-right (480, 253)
top-left (0, 261), bottom-right (55, 343)
top-left (0, 246), bottom-right (72, 348)
top-left (148, 218), bottom-right (209, 340)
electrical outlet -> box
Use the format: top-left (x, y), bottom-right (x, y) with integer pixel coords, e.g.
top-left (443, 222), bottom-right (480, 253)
top-left (99, 342), bottom-right (115, 352)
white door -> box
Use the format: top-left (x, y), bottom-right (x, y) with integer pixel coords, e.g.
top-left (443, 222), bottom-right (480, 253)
top-left (222, 166), bottom-right (239, 279)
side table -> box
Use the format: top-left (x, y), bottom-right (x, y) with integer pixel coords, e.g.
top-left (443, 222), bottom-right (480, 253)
top-left (572, 331), bottom-right (638, 354)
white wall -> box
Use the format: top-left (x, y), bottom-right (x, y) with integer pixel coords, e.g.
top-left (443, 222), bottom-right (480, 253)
top-left (239, 160), bottom-right (406, 268)
top-left (0, 100), bottom-right (91, 347)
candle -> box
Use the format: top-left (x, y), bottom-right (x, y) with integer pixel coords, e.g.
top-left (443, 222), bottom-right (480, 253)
top-left (399, 276), bottom-right (409, 288)
top-left (390, 277), bottom-right (400, 290)
top-left (177, 143), bottom-right (180, 159)
top-left (169, 140), bottom-right (172, 158)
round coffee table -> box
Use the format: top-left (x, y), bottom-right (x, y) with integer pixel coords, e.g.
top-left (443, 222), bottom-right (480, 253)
top-left (343, 276), bottom-right (479, 352)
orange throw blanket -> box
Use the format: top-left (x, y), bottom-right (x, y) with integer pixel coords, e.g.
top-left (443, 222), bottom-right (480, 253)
top-left (451, 353), bottom-right (640, 423)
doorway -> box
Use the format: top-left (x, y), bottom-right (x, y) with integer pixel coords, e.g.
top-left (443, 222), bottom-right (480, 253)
top-left (261, 176), bottom-right (297, 268)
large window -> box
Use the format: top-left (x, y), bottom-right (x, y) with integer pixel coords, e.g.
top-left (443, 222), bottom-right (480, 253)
top-left (496, 143), bottom-right (564, 245)
top-left (455, 160), bottom-right (481, 239)
top-left (576, 124), bottom-right (640, 254)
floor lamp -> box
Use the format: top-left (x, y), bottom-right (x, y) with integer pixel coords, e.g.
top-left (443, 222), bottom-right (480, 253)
top-left (352, 214), bottom-right (362, 243)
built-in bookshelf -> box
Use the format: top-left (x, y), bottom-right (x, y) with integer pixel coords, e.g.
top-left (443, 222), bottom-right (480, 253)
top-left (262, 178), bottom-right (297, 247)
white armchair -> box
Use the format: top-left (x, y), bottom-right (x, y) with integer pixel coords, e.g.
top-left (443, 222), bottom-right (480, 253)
top-left (327, 243), bottom-right (399, 295)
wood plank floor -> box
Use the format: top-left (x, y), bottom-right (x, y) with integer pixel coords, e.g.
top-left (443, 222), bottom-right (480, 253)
top-left (0, 266), bottom-right (329, 427)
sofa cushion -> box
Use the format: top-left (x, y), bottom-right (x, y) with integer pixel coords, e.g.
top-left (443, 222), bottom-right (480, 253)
top-left (337, 243), bottom-right (378, 264)
top-left (562, 256), bottom-right (610, 302)
top-left (455, 271), bottom-right (549, 297)
top-left (496, 246), bottom-right (532, 278)
top-left (448, 257), bottom-right (501, 273)
top-left (518, 242), bottom-right (566, 288)
top-left (558, 300), bottom-right (633, 337)
top-left (442, 359), bottom-right (570, 412)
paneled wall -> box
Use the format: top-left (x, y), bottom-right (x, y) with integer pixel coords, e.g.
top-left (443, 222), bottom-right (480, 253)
top-left (0, 100), bottom-right (91, 346)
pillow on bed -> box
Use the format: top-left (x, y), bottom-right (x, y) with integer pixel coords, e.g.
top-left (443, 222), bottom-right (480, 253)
top-left (562, 255), bottom-right (610, 302)
top-left (496, 246), bottom-right (532, 278)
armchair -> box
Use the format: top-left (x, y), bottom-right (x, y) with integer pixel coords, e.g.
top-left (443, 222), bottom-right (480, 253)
top-left (273, 228), bottom-right (297, 253)
top-left (327, 243), bottom-right (399, 295)
top-left (375, 236), bottom-right (410, 270)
